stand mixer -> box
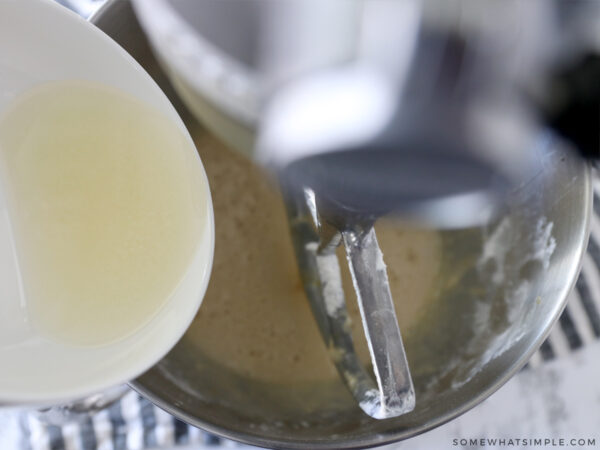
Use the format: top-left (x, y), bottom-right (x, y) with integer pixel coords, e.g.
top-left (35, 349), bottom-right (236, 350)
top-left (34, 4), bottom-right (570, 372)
top-left (131, 0), bottom-right (599, 420)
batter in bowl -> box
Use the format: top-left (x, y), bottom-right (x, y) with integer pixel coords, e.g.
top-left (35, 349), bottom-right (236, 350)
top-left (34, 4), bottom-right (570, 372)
top-left (187, 122), bottom-right (442, 384)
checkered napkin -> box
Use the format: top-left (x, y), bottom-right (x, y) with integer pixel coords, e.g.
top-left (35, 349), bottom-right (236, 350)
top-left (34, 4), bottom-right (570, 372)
top-left (10, 391), bottom-right (244, 450)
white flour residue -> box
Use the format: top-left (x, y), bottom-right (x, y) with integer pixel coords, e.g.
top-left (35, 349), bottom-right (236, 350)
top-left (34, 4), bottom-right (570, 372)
top-left (477, 216), bottom-right (556, 286)
top-left (531, 217), bottom-right (556, 269)
top-left (375, 245), bottom-right (387, 273)
top-left (451, 324), bottom-right (526, 390)
top-left (448, 215), bottom-right (557, 388)
top-left (506, 280), bottom-right (532, 323)
top-left (477, 216), bottom-right (513, 285)
top-left (471, 299), bottom-right (492, 332)
top-left (309, 242), bottom-right (346, 316)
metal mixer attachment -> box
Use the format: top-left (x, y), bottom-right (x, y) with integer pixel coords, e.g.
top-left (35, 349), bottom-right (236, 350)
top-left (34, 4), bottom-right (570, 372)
top-left (284, 185), bottom-right (414, 419)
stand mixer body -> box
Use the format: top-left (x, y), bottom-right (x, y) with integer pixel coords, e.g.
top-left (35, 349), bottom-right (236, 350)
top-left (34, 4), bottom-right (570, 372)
top-left (133, 0), bottom-right (598, 223)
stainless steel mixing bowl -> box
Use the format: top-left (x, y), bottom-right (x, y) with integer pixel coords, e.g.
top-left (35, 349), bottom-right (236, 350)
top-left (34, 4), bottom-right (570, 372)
top-left (92, 2), bottom-right (592, 448)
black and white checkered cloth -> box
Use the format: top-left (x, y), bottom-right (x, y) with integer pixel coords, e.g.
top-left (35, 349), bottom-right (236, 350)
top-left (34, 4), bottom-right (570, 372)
top-left (17, 391), bottom-right (237, 449)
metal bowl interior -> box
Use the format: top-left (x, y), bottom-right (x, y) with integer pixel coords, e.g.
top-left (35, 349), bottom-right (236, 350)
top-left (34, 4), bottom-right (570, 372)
top-left (92, 2), bottom-right (592, 449)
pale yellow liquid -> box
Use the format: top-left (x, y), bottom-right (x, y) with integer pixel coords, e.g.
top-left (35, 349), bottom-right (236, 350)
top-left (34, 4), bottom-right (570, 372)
top-left (186, 122), bottom-right (442, 384)
top-left (0, 81), bottom-right (206, 346)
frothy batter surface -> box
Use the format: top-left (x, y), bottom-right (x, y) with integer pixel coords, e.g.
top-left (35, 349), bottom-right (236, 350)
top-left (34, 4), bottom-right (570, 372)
top-left (188, 125), bottom-right (442, 384)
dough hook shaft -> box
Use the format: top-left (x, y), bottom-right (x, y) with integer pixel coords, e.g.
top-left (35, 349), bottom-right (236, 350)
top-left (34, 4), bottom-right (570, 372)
top-left (284, 186), bottom-right (415, 419)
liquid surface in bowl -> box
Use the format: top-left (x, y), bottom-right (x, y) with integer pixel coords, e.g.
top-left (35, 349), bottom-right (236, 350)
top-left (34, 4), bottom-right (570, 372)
top-left (0, 81), bottom-right (206, 347)
top-left (187, 122), bottom-right (442, 384)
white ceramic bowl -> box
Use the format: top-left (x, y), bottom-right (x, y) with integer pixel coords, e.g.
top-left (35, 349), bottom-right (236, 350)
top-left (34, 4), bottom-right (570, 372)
top-left (0, 0), bottom-right (214, 406)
